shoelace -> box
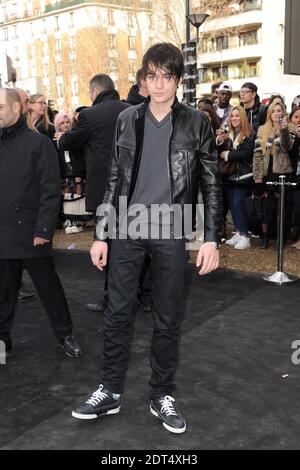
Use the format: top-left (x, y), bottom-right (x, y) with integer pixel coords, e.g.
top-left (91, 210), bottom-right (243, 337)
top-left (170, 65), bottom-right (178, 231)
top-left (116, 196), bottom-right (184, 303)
top-left (86, 385), bottom-right (108, 406)
top-left (159, 396), bottom-right (177, 416)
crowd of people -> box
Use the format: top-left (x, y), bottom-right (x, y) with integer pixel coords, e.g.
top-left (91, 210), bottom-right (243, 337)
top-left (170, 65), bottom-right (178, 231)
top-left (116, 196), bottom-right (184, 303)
top-left (198, 80), bottom-right (300, 250)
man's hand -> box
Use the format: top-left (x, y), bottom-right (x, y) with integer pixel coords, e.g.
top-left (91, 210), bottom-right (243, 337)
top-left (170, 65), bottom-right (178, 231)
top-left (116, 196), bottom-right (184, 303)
top-left (90, 241), bottom-right (108, 271)
top-left (196, 242), bottom-right (219, 276)
top-left (33, 237), bottom-right (50, 246)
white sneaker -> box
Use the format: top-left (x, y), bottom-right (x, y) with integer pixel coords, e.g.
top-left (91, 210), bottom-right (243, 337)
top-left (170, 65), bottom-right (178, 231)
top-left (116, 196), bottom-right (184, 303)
top-left (70, 222), bottom-right (83, 234)
top-left (234, 236), bottom-right (250, 250)
top-left (64, 220), bottom-right (73, 234)
top-left (225, 233), bottom-right (240, 246)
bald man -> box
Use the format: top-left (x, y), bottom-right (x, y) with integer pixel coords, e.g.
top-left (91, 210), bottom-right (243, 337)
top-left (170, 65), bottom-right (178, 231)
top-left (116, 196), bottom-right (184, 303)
top-left (0, 88), bottom-right (81, 358)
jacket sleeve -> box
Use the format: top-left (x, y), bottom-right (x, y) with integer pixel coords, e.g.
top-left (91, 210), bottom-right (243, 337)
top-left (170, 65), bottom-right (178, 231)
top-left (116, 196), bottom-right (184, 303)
top-left (280, 126), bottom-right (296, 152)
top-left (94, 119), bottom-right (120, 241)
top-left (59, 112), bottom-right (91, 151)
top-left (199, 117), bottom-right (223, 243)
top-left (253, 130), bottom-right (264, 180)
top-left (34, 137), bottom-right (61, 240)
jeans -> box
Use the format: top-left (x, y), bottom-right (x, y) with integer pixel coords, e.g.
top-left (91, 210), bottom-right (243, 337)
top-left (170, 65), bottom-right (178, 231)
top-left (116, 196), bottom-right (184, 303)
top-left (99, 237), bottom-right (187, 399)
top-left (225, 185), bottom-right (250, 235)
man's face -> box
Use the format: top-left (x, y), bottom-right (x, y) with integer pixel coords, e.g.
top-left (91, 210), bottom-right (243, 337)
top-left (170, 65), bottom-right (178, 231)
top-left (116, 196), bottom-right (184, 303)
top-left (218, 90), bottom-right (232, 107)
top-left (0, 91), bottom-right (19, 128)
top-left (240, 88), bottom-right (255, 105)
top-left (145, 65), bottom-right (178, 106)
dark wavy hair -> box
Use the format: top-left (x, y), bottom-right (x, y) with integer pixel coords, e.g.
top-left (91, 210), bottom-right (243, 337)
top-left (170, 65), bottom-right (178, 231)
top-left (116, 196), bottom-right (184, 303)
top-left (141, 43), bottom-right (184, 82)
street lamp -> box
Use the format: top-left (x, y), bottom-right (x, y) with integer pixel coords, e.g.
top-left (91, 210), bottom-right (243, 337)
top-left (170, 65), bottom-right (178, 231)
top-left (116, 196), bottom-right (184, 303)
top-left (187, 13), bottom-right (210, 43)
top-left (183, 1), bottom-right (209, 107)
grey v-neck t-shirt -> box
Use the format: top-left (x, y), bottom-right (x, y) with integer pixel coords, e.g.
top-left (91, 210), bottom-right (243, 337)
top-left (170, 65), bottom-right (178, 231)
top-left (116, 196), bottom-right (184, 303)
top-left (119, 108), bottom-right (173, 238)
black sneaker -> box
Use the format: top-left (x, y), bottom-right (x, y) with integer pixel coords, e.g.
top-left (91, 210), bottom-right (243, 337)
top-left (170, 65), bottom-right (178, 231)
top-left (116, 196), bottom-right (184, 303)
top-left (150, 395), bottom-right (186, 434)
top-left (72, 384), bottom-right (121, 420)
top-left (58, 335), bottom-right (82, 358)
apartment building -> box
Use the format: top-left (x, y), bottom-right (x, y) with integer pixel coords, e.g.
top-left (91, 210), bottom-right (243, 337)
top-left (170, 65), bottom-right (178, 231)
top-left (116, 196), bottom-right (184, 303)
top-left (197, 0), bottom-right (300, 107)
top-left (0, 0), bottom-right (155, 110)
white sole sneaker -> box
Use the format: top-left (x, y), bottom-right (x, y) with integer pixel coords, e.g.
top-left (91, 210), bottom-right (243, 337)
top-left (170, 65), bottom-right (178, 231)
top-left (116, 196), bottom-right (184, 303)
top-left (71, 406), bottom-right (121, 420)
top-left (150, 406), bottom-right (186, 434)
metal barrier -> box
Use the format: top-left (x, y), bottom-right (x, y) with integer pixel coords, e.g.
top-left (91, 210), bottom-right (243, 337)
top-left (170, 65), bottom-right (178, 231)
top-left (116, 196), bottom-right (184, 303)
top-left (263, 175), bottom-right (298, 285)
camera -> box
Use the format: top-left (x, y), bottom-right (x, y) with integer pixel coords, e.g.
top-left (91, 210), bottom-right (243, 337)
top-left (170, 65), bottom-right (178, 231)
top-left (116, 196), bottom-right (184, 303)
top-left (279, 115), bottom-right (284, 126)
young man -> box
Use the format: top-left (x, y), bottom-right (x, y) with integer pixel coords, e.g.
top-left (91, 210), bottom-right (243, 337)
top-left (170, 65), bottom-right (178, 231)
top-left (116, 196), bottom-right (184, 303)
top-left (72, 43), bottom-right (222, 433)
top-left (214, 82), bottom-right (233, 128)
top-left (240, 82), bottom-right (267, 133)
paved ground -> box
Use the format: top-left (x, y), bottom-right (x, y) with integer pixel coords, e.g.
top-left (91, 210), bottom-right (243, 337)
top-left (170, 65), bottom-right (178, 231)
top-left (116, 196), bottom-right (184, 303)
top-left (1, 251), bottom-right (300, 450)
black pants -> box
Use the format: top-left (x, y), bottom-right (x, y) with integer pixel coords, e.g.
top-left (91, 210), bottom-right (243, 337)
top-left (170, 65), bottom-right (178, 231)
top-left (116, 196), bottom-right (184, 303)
top-left (293, 189), bottom-right (300, 230)
top-left (0, 258), bottom-right (73, 344)
top-left (103, 241), bottom-right (153, 306)
top-left (100, 238), bottom-right (187, 399)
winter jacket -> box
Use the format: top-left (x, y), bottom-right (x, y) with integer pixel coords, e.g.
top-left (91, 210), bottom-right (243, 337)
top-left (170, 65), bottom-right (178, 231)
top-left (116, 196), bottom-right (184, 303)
top-left (253, 125), bottom-right (296, 179)
top-left (125, 84), bottom-right (146, 106)
top-left (218, 132), bottom-right (255, 181)
top-left (0, 116), bottom-right (61, 259)
top-left (59, 90), bottom-right (129, 212)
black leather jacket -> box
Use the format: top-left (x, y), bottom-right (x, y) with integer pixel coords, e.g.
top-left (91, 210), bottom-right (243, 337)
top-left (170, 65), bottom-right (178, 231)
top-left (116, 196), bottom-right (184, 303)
top-left (95, 97), bottom-right (223, 243)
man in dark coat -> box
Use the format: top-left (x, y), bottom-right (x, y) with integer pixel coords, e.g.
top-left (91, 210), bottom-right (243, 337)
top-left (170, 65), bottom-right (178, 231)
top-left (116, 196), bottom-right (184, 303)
top-left (240, 82), bottom-right (267, 133)
top-left (0, 88), bottom-right (81, 358)
top-left (59, 75), bottom-right (129, 313)
top-left (125, 68), bottom-right (148, 106)
top-left (59, 74), bottom-right (129, 214)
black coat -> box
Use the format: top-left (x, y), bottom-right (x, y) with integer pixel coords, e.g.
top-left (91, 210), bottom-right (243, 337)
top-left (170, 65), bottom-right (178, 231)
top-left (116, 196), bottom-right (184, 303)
top-left (59, 90), bottom-right (129, 212)
top-left (125, 84), bottom-right (146, 106)
top-left (0, 117), bottom-right (61, 259)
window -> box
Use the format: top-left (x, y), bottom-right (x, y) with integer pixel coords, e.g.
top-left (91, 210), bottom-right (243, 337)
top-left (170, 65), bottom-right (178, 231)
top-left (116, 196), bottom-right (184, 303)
top-left (56, 62), bottom-right (62, 75)
top-left (42, 19), bottom-right (46, 34)
top-left (109, 58), bottom-right (117, 72)
top-left (69, 12), bottom-right (74, 28)
top-left (72, 80), bottom-right (78, 97)
top-left (108, 10), bottom-right (114, 26)
top-left (2, 6), bottom-right (7, 21)
top-left (12, 25), bottom-right (18, 39)
top-left (29, 44), bottom-right (35, 59)
top-left (55, 16), bottom-right (59, 31)
top-left (216, 36), bottom-right (228, 51)
top-left (109, 34), bottom-right (116, 50)
top-left (2, 28), bottom-right (8, 41)
top-left (70, 36), bottom-right (76, 50)
top-left (14, 47), bottom-right (19, 60)
top-left (128, 12), bottom-right (134, 28)
top-left (55, 39), bottom-right (61, 53)
top-left (128, 36), bottom-right (136, 50)
top-left (239, 30), bottom-right (258, 46)
top-left (57, 83), bottom-right (63, 99)
top-left (212, 65), bottom-right (228, 80)
top-left (129, 61), bottom-right (135, 74)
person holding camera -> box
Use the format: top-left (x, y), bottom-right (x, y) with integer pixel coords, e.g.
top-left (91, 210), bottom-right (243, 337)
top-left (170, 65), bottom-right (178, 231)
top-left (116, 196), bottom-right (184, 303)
top-left (253, 101), bottom-right (296, 248)
top-left (217, 106), bottom-right (255, 249)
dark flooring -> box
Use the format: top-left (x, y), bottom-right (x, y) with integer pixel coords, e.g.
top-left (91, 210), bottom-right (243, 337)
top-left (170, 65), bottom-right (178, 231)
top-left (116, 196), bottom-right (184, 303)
top-left (1, 250), bottom-right (300, 450)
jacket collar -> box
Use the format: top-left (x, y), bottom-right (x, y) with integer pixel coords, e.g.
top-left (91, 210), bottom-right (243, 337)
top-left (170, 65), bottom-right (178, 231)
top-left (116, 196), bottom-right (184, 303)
top-left (0, 115), bottom-right (27, 140)
top-left (92, 89), bottom-right (120, 106)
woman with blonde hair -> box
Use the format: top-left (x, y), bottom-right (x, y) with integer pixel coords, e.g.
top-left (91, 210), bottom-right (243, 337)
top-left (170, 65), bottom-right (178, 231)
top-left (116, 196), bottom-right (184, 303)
top-left (217, 105), bottom-right (255, 249)
top-left (253, 101), bottom-right (296, 247)
top-left (27, 93), bottom-right (55, 142)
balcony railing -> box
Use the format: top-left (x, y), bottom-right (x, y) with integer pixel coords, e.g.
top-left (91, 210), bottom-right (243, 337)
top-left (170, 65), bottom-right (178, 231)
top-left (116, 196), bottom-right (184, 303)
top-left (45, 0), bottom-right (152, 14)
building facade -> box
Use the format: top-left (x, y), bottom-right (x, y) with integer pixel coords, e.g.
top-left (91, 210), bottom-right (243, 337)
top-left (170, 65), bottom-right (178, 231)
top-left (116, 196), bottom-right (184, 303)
top-left (197, 0), bottom-right (300, 107)
top-left (0, 0), bottom-right (156, 110)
